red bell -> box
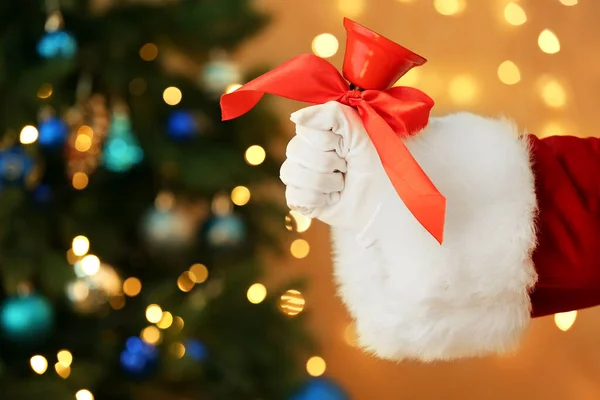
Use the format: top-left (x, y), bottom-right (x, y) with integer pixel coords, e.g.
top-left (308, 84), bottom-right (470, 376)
top-left (342, 18), bottom-right (427, 90)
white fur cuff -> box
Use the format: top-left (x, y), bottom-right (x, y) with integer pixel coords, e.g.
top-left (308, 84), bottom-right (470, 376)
top-left (331, 113), bottom-right (539, 361)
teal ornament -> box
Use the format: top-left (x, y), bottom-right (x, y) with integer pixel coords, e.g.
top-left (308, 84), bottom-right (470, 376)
top-left (290, 378), bottom-right (348, 400)
top-left (0, 147), bottom-right (35, 186)
top-left (103, 112), bottom-right (143, 172)
top-left (202, 57), bottom-right (241, 95)
top-left (0, 293), bottom-right (54, 343)
top-left (38, 116), bottom-right (69, 148)
top-left (37, 30), bottom-right (77, 59)
top-left (204, 214), bottom-right (246, 248)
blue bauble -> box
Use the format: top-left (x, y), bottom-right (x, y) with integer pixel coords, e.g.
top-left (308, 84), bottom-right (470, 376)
top-left (185, 339), bottom-right (208, 361)
top-left (37, 30), bottom-right (77, 59)
top-left (167, 110), bottom-right (197, 140)
top-left (120, 336), bottom-right (158, 376)
top-left (33, 184), bottom-right (52, 203)
top-left (38, 116), bottom-right (69, 148)
top-left (0, 147), bottom-right (35, 185)
top-left (0, 294), bottom-right (54, 343)
top-left (204, 214), bottom-right (246, 248)
top-left (290, 378), bottom-right (349, 400)
top-left (202, 59), bottom-right (241, 95)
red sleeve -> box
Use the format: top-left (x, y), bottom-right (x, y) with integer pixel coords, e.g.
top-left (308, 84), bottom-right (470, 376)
top-left (528, 135), bottom-right (600, 317)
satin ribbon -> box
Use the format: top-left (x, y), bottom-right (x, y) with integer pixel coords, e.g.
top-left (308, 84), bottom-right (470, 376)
top-left (220, 54), bottom-right (446, 244)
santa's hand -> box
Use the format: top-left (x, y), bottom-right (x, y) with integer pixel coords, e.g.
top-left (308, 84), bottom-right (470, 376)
top-left (280, 101), bottom-right (388, 241)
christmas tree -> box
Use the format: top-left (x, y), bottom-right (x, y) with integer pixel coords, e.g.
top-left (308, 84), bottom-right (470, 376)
top-left (0, 1), bottom-right (348, 399)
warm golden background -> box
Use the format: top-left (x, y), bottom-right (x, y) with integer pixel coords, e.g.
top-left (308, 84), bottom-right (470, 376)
top-left (236, 0), bottom-right (600, 399)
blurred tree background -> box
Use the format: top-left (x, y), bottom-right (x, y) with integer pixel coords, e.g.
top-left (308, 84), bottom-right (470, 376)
top-left (0, 0), bottom-right (348, 399)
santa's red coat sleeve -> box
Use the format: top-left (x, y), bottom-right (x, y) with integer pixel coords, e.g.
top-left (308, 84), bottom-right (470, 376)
top-left (330, 112), bottom-right (600, 361)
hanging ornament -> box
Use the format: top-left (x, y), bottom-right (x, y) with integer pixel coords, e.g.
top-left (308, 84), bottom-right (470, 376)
top-left (0, 147), bottom-right (36, 187)
top-left (64, 80), bottom-right (110, 179)
top-left (203, 214), bottom-right (246, 249)
top-left (167, 110), bottom-right (197, 141)
top-left (120, 336), bottom-right (158, 377)
top-left (290, 377), bottom-right (349, 400)
top-left (201, 50), bottom-right (242, 96)
top-left (38, 115), bottom-right (69, 148)
top-left (37, 10), bottom-right (77, 59)
top-left (66, 263), bottom-right (122, 314)
top-left (102, 106), bottom-right (143, 172)
top-left (141, 192), bottom-right (198, 249)
top-left (0, 291), bottom-right (54, 344)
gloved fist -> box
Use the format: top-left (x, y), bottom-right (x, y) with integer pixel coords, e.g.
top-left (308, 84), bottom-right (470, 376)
top-left (280, 101), bottom-right (389, 238)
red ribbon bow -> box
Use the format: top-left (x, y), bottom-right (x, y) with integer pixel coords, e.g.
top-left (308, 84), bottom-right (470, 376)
top-left (220, 54), bottom-right (446, 244)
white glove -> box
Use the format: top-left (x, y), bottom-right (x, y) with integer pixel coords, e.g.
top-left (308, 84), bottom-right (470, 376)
top-left (280, 101), bottom-right (390, 245)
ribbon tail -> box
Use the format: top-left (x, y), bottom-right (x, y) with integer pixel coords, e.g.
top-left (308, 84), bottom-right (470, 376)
top-left (357, 103), bottom-right (446, 244)
top-left (220, 54), bottom-right (348, 121)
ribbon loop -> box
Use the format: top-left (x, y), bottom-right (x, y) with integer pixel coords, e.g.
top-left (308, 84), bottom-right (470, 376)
top-left (220, 54), bottom-right (446, 244)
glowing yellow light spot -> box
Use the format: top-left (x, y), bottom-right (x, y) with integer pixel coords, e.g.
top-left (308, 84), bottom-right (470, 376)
top-left (75, 389), bottom-right (94, 400)
top-left (72, 235), bottom-right (90, 257)
top-left (231, 186), bottom-right (251, 206)
top-left (306, 356), bottom-right (326, 377)
top-left (337, 0), bottom-right (365, 17)
top-left (538, 30), bottom-right (560, 54)
top-left (163, 86), bottom-right (182, 106)
top-left (177, 271), bottom-right (196, 292)
top-left (57, 350), bottom-right (73, 367)
top-left (448, 75), bottom-right (478, 105)
top-left (55, 362), bottom-right (71, 379)
top-left (155, 191), bottom-right (175, 211)
top-left (555, 310), bottom-right (577, 331)
top-left (20, 125), bottom-right (39, 145)
top-left (540, 121), bottom-right (571, 138)
top-left (290, 239), bottom-right (310, 259)
top-left (109, 294), bottom-right (125, 310)
top-left (171, 342), bottom-right (186, 358)
top-left (157, 311), bottom-right (173, 329)
top-left (75, 134), bottom-right (92, 152)
top-left (139, 43), bottom-right (159, 61)
top-left (497, 60), bottom-right (521, 85)
top-left (212, 193), bottom-right (233, 216)
top-left (312, 34), bottom-right (339, 58)
top-left (72, 172), bottom-right (89, 190)
top-left (172, 316), bottom-right (184, 332)
top-left (559, 0), bottom-right (577, 5)
top-left (189, 263), bottom-right (209, 283)
top-left (285, 211), bottom-right (312, 233)
top-left (81, 254), bottom-right (100, 275)
top-left (433, 0), bottom-right (466, 15)
top-left (393, 68), bottom-right (420, 87)
top-left (30, 355), bottom-right (48, 374)
top-left (141, 325), bottom-right (161, 344)
top-left (504, 3), bottom-right (527, 26)
top-left (37, 83), bottom-right (53, 99)
top-left (146, 304), bottom-right (163, 323)
top-left (225, 84), bottom-right (242, 94)
top-left (244, 145), bottom-right (266, 166)
top-left (66, 249), bottom-right (80, 264)
top-left (278, 289), bottom-right (305, 316)
top-left (540, 79), bottom-right (567, 108)
top-left (247, 283), bottom-right (267, 304)
top-left (344, 323), bottom-right (359, 347)
top-left (69, 280), bottom-right (89, 302)
top-left (123, 277), bottom-right (142, 297)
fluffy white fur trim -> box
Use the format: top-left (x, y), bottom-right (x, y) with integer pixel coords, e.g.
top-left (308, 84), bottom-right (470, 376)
top-left (331, 112), bottom-right (538, 361)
